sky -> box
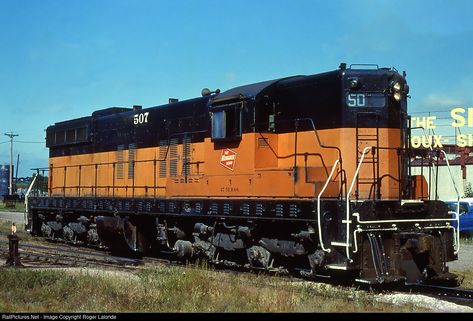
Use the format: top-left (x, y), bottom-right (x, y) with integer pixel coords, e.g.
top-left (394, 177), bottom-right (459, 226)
top-left (0, 0), bottom-right (473, 177)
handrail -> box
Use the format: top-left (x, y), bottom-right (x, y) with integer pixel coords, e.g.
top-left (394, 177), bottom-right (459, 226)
top-left (439, 149), bottom-right (460, 254)
top-left (412, 126), bottom-right (438, 199)
top-left (411, 126), bottom-right (460, 253)
top-left (297, 118), bottom-right (342, 164)
top-left (24, 175), bottom-right (38, 228)
top-left (253, 117), bottom-right (343, 165)
top-left (297, 118), bottom-right (345, 198)
top-left (345, 146), bottom-right (372, 262)
top-left (316, 158), bottom-right (340, 253)
top-left (352, 212), bottom-right (459, 224)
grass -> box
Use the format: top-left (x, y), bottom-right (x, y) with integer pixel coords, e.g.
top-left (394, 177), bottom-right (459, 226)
top-left (459, 236), bottom-right (473, 245)
top-left (0, 264), bottom-right (427, 313)
top-left (0, 221), bottom-right (33, 242)
top-left (452, 268), bottom-right (473, 289)
top-left (0, 221), bottom-right (424, 312)
top-left (0, 217), bottom-right (469, 312)
top-left (0, 202), bottom-right (25, 213)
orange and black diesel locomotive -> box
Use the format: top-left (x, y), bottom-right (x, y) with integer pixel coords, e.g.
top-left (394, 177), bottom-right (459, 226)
top-left (27, 63), bottom-right (459, 285)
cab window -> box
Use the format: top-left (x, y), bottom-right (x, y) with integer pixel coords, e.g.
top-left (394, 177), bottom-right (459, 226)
top-left (211, 111), bottom-right (226, 139)
top-left (210, 101), bottom-right (242, 141)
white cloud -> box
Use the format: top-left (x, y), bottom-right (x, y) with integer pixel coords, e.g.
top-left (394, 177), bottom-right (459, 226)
top-left (423, 94), bottom-right (465, 109)
top-left (224, 72), bottom-right (236, 82)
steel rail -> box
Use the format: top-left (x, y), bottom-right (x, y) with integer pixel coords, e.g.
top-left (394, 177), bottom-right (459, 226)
top-left (404, 283), bottom-right (473, 300)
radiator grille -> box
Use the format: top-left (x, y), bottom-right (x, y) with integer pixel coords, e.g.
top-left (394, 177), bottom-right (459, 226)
top-left (169, 138), bottom-right (178, 177)
top-left (116, 145), bottom-right (125, 179)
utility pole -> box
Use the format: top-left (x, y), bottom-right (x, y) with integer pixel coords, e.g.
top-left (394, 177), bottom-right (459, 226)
top-left (4, 132), bottom-right (18, 195)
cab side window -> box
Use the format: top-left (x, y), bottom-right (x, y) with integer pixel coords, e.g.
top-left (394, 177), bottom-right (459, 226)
top-left (211, 111), bottom-right (226, 139)
top-left (210, 101), bottom-right (242, 141)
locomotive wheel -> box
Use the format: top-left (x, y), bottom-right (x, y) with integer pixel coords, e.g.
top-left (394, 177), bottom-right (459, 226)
top-left (173, 240), bottom-right (194, 259)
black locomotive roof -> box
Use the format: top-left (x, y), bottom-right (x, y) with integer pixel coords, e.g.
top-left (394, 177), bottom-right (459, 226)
top-left (92, 107), bottom-right (132, 117)
top-left (52, 116), bottom-right (92, 127)
top-left (149, 96), bottom-right (210, 110)
top-left (212, 75), bottom-right (305, 103)
top-left (213, 78), bottom-right (282, 102)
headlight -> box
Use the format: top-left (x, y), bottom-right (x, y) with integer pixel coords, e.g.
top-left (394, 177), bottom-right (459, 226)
top-left (390, 81), bottom-right (402, 101)
top-left (393, 82), bottom-right (401, 91)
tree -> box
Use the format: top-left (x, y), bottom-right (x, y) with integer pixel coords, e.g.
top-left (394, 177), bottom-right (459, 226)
top-left (464, 182), bottom-right (473, 198)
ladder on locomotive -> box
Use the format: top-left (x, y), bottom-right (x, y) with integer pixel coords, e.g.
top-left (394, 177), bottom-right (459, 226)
top-left (355, 112), bottom-right (380, 200)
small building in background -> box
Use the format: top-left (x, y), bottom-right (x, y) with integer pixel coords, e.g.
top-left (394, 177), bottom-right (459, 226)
top-left (410, 144), bottom-right (473, 200)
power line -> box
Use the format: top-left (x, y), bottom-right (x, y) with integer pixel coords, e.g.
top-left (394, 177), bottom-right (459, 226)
top-left (16, 140), bottom-right (44, 144)
top-left (4, 132), bottom-right (19, 196)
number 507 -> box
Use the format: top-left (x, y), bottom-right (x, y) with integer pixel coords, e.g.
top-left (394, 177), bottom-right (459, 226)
top-left (134, 112), bottom-right (149, 125)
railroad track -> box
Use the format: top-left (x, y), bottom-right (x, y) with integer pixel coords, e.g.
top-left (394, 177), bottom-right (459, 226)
top-left (401, 283), bottom-right (473, 308)
top-left (2, 237), bottom-right (473, 310)
top-left (405, 283), bottom-right (473, 299)
top-left (0, 239), bottom-right (142, 271)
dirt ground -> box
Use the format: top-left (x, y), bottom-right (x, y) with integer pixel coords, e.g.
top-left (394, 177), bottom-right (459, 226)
top-left (448, 243), bottom-right (473, 272)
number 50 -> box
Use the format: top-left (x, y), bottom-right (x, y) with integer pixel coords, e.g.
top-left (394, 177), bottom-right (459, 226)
top-left (347, 94), bottom-right (366, 107)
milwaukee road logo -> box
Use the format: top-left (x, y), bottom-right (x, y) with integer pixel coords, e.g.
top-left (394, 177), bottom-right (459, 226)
top-left (220, 148), bottom-right (237, 171)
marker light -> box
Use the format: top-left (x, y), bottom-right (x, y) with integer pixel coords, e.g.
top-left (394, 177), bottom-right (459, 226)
top-left (349, 78), bottom-right (359, 89)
